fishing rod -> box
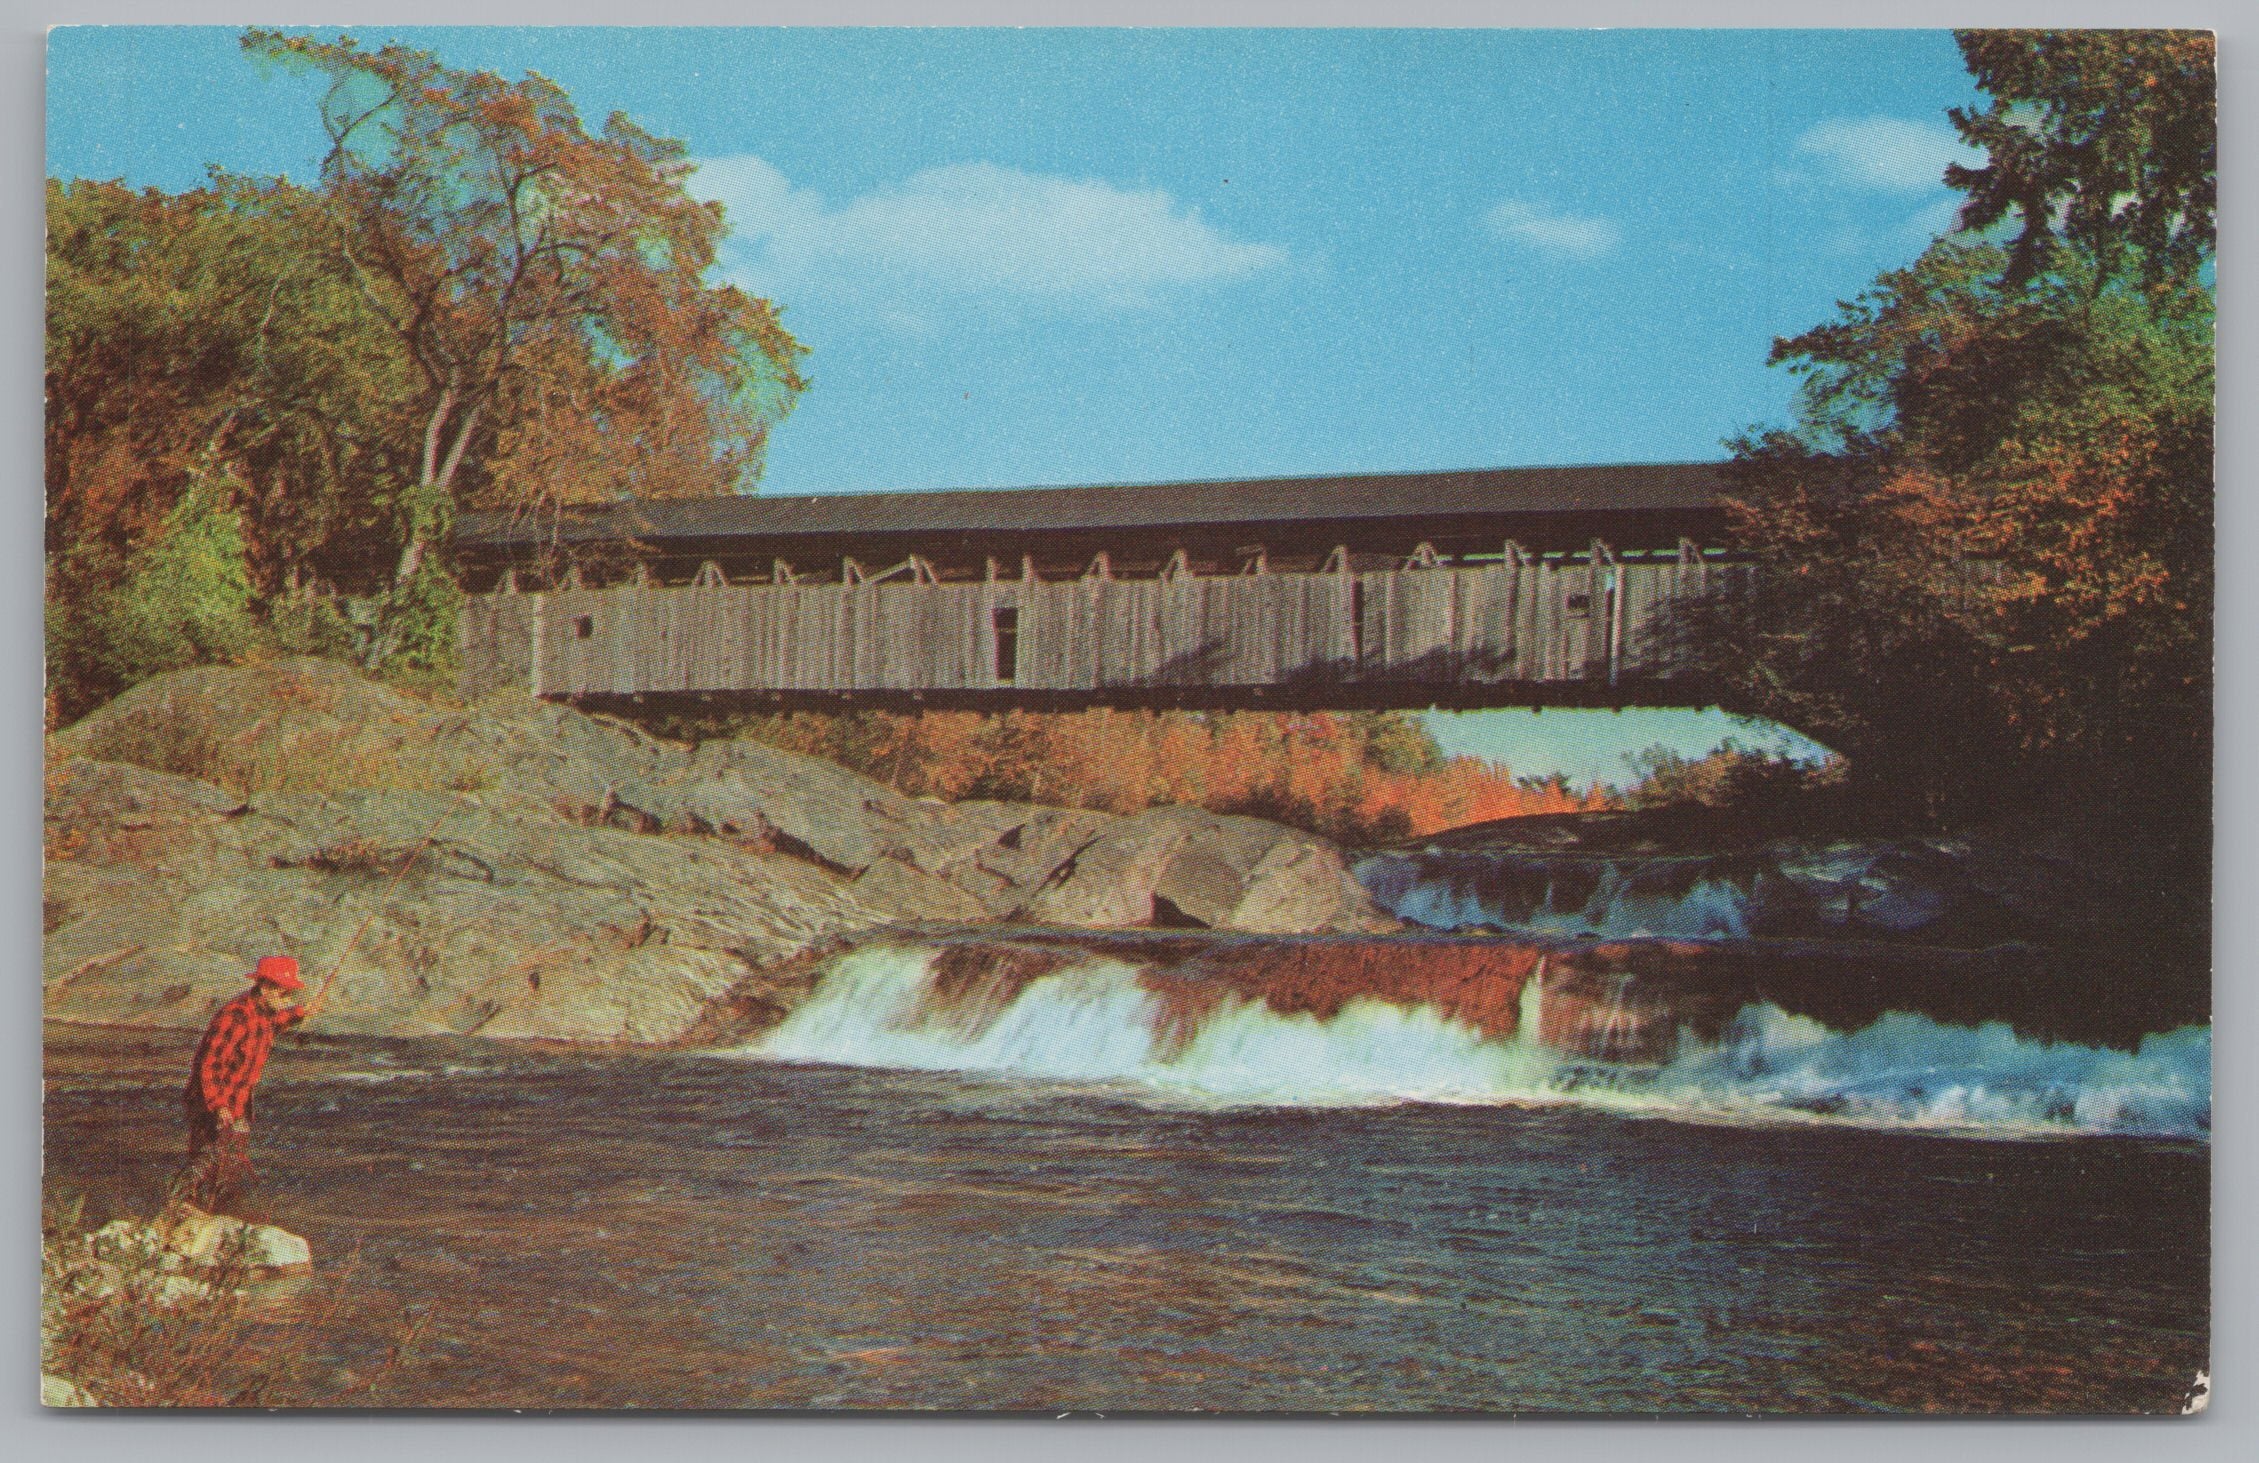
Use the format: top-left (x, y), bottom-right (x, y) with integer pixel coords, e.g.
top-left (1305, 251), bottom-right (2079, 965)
top-left (304, 807), bottom-right (453, 1018)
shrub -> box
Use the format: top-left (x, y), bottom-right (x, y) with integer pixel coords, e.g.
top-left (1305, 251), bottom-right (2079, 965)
top-left (262, 590), bottom-right (360, 661)
top-left (47, 470), bottom-right (263, 726)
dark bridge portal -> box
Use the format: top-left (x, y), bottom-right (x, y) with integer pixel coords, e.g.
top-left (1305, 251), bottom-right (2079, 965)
top-left (453, 462), bottom-right (1747, 712)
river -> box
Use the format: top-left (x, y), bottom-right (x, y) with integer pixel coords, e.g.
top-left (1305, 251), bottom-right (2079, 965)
top-left (42, 912), bottom-right (2210, 1412)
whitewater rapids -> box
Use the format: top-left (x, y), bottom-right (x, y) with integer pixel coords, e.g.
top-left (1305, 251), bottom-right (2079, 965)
top-left (732, 943), bottom-right (2210, 1140)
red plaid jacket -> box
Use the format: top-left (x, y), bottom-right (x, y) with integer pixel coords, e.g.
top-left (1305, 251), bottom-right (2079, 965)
top-left (186, 987), bottom-right (306, 1120)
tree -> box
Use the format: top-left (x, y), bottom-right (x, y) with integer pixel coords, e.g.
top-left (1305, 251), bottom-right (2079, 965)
top-left (1947, 30), bottom-right (2215, 292)
top-left (1624, 740), bottom-right (1844, 817)
top-left (242, 29), bottom-right (808, 589)
top-left (45, 35), bottom-right (814, 720)
top-left (1699, 30), bottom-right (2213, 834)
top-left (46, 176), bottom-right (405, 584)
top-left (45, 175), bottom-right (411, 720)
top-left (76, 466), bottom-right (263, 693)
top-left (1704, 242), bottom-right (2210, 823)
top-left (641, 704), bottom-right (1601, 845)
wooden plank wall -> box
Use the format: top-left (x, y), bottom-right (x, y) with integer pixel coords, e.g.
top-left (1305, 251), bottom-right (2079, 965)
top-left (459, 591), bottom-right (539, 701)
top-left (462, 552), bottom-right (1740, 699)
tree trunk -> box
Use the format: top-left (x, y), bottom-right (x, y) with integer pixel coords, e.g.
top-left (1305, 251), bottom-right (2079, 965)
top-left (395, 397), bottom-right (482, 589)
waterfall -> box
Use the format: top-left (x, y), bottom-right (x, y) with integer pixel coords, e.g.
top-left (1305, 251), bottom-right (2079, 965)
top-left (730, 941), bottom-right (2209, 1139)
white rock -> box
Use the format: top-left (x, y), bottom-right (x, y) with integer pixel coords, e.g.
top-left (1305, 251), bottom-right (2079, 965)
top-left (85, 1207), bottom-right (315, 1286)
top-left (149, 1273), bottom-right (219, 1307)
top-left (41, 1374), bottom-right (100, 1407)
top-left (63, 1259), bottom-right (215, 1307)
top-left (155, 1205), bottom-right (313, 1271)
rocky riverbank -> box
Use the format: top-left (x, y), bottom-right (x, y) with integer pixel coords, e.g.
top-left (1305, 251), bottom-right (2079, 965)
top-left (44, 659), bottom-right (1393, 1044)
top-left (1354, 804), bottom-right (2209, 1045)
top-left (45, 657), bottom-right (2202, 1051)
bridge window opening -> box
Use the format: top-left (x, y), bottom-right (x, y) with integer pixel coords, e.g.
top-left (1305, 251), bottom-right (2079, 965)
top-left (1565, 593), bottom-right (1591, 617)
top-left (573, 615), bottom-right (595, 640)
top-left (992, 607), bottom-right (1019, 683)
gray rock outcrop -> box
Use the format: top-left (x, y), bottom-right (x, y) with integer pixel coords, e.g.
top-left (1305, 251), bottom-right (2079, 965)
top-left (44, 760), bottom-right (897, 1043)
top-left (1019, 805), bottom-right (1398, 934)
top-left (45, 659), bottom-right (1396, 1042)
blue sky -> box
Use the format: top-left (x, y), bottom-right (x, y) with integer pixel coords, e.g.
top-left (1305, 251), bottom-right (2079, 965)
top-left (47, 26), bottom-right (1980, 787)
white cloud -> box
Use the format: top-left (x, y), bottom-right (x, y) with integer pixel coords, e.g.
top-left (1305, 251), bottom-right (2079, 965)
top-left (1482, 200), bottom-right (1621, 260)
top-left (1795, 116), bottom-right (1983, 193)
top-left (691, 156), bottom-right (1286, 310)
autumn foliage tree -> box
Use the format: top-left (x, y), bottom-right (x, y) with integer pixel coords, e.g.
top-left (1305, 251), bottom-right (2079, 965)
top-left (1696, 30), bottom-right (2213, 856)
top-left (46, 32), bottom-right (806, 721)
top-left (45, 174), bottom-right (415, 719)
top-left (242, 31), bottom-right (806, 619)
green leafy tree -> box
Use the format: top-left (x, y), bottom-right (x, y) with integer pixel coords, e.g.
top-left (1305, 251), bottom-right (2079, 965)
top-left (1347, 711), bottom-right (1446, 778)
top-left (1947, 30), bottom-right (2216, 292)
top-left (1623, 740), bottom-right (1844, 820)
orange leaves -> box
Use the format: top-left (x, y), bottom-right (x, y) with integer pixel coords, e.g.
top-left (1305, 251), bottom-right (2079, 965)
top-left (238, 29), bottom-right (806, 518)
top-left (726, 708), bottom-right (1607, 845)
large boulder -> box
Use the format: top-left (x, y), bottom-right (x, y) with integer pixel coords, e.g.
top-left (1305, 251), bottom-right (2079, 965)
top-left (1016, 806), bottom-right (1398, 934)
top-left (49, 658), bottom-right (513, 799)
top-left (49, 657), bottom-right (981, 868)
top-left (920, 804), bottom-right (1122, 918)
top-left (614, 736), bottom-right (973, 875)
top-left (850, 856), bottom-right (995, 923)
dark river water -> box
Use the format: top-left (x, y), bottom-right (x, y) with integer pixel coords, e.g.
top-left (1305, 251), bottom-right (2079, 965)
top-left (44, 937), bottom-right (2210, 1413)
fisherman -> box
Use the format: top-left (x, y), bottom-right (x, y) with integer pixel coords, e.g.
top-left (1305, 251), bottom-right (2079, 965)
top-left (176, 955), bottom-right (311, 1214)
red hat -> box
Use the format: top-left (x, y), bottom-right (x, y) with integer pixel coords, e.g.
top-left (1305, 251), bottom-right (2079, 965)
top-left (253, 955), bottom-right (304, 991)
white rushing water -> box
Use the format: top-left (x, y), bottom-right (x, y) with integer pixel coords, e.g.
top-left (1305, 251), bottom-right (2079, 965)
top-left (738, 945), bottom-right (2211, 1139)
top-left (1355, 853), bottom-right (1756, 938)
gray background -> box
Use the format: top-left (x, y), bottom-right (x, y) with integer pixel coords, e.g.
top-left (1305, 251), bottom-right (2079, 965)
top-left (7, 2), bottom-right (2248, 1459)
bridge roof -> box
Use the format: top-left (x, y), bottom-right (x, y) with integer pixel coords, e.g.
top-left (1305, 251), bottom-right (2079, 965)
top-left (455, 461), bottom-right (1731, 554)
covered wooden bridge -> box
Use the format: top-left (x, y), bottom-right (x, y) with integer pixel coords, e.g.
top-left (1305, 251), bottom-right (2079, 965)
top-left (452, 462), bottom-right (1747, 712)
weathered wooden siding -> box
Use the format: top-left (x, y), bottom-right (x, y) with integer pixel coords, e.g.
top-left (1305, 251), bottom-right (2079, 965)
top-left (459, 550), bottom-right (1746, 703)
